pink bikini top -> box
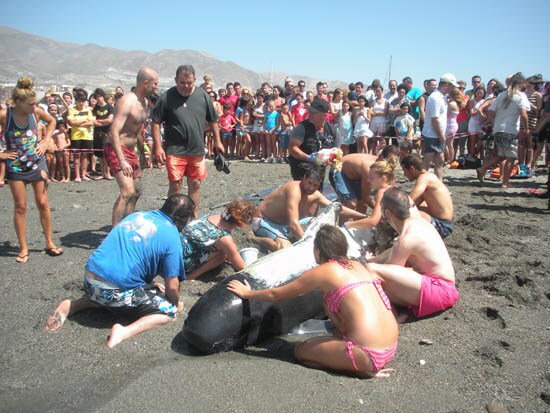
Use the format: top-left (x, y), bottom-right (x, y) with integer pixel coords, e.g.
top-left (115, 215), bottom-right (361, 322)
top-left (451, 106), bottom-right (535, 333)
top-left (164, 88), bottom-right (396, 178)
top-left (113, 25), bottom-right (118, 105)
top-left (324, 268), bottom-right (392, 315)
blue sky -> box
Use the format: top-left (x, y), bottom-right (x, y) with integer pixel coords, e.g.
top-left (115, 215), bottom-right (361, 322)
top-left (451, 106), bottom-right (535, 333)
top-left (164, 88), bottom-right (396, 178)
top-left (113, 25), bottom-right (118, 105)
top-left (2, 0), bottom-right (549, 87)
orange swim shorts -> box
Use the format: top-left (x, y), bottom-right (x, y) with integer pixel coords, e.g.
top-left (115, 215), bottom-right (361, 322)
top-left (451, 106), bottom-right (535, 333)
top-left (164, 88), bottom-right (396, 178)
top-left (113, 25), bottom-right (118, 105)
top-left (166, 155), bottom-right (207, 182)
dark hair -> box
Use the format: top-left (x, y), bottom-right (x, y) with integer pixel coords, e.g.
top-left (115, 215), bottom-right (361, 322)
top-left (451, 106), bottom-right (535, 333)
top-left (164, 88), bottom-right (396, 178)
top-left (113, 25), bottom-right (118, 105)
top-left (400, 153), bottom-right (425, 171)
top-left (355, 81), bottom-right (364, 88)
top-left (381, 188), bottom-right (411, 220)
top-left (222, 103), bottom-right (231, 110)
top-left (357, 95), bottom-right (368, 106)
top-left (402, 76), bottom-right (413, 84)
top-left (397, 84), bottom-right (408, 93)
top-left (304, 165), bottom-right (324, 182)
top-left (74, 89), bottom-right (88, 101)
top-left (474, 84), bottom-right (486, 95)
top-left (94, 88), bottom-right (106, 97)
top-left (273, 85), bottom-right (283, 94)
top-left (492, 81), bottom-right (505, 96)
top-left (160, 194), bottom-right (195, 225)
top-left (400, 102), bottom-right (410, 109)
top-left (380, 144), bottom-right (398, 160)
top-left (314, 225), bottom-right (348, 264)
top-left (176, 65), bottom-right (195, 78)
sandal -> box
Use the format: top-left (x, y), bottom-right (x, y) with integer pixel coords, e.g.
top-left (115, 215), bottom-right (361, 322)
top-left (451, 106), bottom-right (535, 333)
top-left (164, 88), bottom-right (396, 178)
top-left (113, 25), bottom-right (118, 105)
top-left (44, 247), bottom-right (63, 257)
top-left (16, 254), bottom-right (29, 263)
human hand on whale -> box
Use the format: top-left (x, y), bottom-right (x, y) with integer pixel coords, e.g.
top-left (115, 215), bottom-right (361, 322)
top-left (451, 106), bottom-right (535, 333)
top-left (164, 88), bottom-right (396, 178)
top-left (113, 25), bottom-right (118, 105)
top-left (226, 279), bottom-right (252, 299)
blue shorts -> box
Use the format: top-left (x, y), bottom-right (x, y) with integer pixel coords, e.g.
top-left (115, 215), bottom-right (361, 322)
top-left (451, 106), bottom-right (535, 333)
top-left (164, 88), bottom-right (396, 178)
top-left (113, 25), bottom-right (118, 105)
top-left (221, 131), bottom-right (233, 140)
top-left (83, 271), bottom-right (178, 319)
top-left (252, 216), bottom-right (313, 241)
top-left (430, 217), bottom-right (453, 238)
top-left (280, 131), bottom-right (290, 150)
top-left (329, 169), bottom-right (361, 203)
top-left (423, 136), bottom-right (446, 154)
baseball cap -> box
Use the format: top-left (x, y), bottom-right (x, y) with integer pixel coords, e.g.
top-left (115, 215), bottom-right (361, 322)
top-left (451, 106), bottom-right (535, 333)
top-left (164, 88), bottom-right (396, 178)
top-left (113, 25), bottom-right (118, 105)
top-left (307, 97), bottom-right (330, 113)
top-left (440, 73), bottom-right (459, 87)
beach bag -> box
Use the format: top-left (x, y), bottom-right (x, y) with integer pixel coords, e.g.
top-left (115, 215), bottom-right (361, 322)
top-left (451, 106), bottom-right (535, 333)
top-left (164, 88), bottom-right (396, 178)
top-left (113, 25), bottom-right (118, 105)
top-left (511, 163), bottom-right (532, 179)
top-left (457, 154), bottom-right (482, 169)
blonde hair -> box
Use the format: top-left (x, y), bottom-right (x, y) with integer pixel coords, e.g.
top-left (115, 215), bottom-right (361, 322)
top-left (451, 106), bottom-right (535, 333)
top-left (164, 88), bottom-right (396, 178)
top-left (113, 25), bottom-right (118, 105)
top-left (372, 158), bottom-right (398, 182)
top-left (12, 76), bottom-right (36, 102)
top-left (449, 88), bottom-right (466, 109)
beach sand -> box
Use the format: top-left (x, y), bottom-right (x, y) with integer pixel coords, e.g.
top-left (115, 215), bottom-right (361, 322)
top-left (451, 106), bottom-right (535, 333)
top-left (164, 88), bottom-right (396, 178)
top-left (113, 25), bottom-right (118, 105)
top-left (0, 161), bottom-right (549, 412)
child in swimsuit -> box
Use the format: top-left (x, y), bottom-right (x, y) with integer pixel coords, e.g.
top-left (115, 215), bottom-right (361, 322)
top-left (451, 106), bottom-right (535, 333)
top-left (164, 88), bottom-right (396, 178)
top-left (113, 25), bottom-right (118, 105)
top-left (228, 224), bottom-right (398, 378)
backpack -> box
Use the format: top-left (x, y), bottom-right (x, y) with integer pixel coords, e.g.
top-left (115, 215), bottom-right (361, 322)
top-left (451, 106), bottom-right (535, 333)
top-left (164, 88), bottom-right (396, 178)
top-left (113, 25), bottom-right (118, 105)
top-left (457, 154), bottom-right (482, 169)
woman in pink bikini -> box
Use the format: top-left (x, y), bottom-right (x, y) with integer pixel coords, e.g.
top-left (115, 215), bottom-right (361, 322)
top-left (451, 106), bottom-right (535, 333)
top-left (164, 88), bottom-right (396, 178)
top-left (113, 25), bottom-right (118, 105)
top-left (227, 225), bottom-right (398, 378)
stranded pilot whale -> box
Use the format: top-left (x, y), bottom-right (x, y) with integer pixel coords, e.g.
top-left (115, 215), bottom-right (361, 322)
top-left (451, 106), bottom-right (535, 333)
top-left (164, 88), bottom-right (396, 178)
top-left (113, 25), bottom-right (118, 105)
top-left (182, 202), bottom-right (366, 354)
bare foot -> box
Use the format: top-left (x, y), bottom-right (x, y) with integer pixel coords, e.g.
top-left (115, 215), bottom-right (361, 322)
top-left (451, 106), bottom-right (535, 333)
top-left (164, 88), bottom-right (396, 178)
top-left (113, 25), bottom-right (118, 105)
top-left (476, 168), bottom-right (484, 183)
top-left (107, 324), bottom-right (127, 348)
top-left (373, 368), bottom-right (395, 378)
top-left (45, 300), bottom-right (71, 331)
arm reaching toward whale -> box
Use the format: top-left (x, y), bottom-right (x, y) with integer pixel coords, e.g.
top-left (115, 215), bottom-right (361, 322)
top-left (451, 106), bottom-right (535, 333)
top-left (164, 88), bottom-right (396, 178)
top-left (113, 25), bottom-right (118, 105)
top-left (227, 266), bottom-right (323, 301)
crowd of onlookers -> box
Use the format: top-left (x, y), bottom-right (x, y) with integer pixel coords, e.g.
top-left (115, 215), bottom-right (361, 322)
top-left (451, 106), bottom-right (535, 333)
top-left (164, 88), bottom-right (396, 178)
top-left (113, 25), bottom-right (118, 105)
top-left (197, 73), bottom-right (549, 172)
top-left (1, 72), bottom-right (548, 185)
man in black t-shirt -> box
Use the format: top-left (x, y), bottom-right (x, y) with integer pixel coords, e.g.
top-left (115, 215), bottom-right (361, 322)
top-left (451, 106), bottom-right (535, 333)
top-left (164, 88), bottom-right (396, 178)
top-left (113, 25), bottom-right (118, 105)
top-left (151, 65), bottom-right (224, 217)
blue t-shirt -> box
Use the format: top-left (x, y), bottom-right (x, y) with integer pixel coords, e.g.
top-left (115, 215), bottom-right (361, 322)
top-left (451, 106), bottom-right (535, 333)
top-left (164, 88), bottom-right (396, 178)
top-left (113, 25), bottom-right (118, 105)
top-left (406, 87), bottom-right (423, 118)
top-left (264, 111), bottom-right (279, 131)
top-left (86, 210), bottom-right (185, 289)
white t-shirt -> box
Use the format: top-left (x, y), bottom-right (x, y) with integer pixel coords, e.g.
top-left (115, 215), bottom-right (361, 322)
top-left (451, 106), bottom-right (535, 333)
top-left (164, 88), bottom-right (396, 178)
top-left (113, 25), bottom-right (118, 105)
top-left (422, 89), bottom-right (447, 139)
top-left (489, 91), bottom-right (530, 135)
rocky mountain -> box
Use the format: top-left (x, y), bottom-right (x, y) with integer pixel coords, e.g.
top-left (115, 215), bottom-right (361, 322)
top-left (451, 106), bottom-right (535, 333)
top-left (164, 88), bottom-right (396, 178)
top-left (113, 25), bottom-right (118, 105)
top-left (0, 26), bottom-right (344, 92)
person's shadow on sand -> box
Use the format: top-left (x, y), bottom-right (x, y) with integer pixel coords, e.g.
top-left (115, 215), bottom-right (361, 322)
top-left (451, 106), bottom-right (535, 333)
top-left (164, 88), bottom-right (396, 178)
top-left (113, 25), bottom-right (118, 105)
top-left (0, 241), bottom-right (44, 257)
top-left (66, 307), bottom-right (135, 330)
top-left (59, 225), bottom-right (111, 250)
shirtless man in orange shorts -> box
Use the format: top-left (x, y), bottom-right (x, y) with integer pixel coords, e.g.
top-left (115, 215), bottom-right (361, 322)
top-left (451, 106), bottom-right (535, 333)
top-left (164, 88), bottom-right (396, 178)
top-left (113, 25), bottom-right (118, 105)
top-left (106, 66), bottom-right (159, 226)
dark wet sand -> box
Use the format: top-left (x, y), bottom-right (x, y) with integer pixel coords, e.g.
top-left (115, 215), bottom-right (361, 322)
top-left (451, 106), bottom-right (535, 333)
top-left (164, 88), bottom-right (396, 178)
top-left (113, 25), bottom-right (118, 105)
top-left (0, 160), bottom-right (549, 412)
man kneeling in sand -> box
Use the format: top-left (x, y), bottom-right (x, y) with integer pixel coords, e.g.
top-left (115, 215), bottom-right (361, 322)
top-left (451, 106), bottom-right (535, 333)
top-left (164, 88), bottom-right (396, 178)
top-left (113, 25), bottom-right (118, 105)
top-left (249, 167), bottom-right (365, 251)
top-left (367, 188), bottom-right (459, 318)
top-left (400, 153), bottom-right (454, 238)
top-left (45, 194), bottom-right (195, 348)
